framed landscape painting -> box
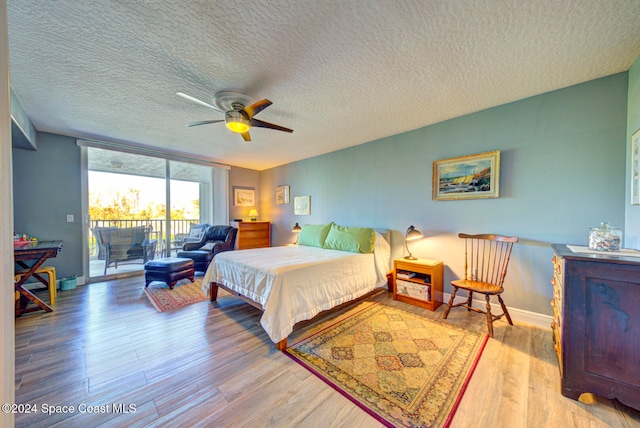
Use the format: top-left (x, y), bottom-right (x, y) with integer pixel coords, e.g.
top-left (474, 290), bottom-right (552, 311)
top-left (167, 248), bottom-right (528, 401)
top-left (432, 150), bottom-right (500, 201)
top-left (233, 186), bottom-right (255, 206)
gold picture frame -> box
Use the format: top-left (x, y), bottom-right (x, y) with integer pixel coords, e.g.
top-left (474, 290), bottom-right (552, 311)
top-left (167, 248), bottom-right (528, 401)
top-left (276, 185), bottom-right (290, 205)
top-left (432, 150), bottom-right (500, 200)
top-left (233, 186), bottom-right (255, 206)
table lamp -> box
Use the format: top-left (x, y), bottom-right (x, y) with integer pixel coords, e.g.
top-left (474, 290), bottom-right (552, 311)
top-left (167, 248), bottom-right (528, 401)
top-left (292, 222), bottom-right (301, 244)
top-left (404, 225), bottom-right (423, 260)
top-left (248, 209), bottom-right (258, 221)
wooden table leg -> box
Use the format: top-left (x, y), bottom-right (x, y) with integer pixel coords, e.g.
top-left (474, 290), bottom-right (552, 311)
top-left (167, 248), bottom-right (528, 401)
top-left (15, 283), bottom-right (53, 315)
top-left (14, 258), bottom-right (53, 315)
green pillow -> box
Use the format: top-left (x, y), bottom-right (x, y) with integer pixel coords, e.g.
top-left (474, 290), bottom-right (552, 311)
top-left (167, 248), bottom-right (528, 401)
top-left (298, 223), bottom-right (333, 248)
top-left (323, 224), bottom-right (375, 254)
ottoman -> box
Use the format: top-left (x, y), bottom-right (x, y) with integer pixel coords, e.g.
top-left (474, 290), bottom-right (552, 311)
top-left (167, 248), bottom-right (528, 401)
top-left (144, 257), bottom-right (195, 289)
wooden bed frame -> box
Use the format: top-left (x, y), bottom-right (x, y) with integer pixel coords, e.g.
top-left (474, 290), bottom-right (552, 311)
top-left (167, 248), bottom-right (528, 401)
top-left (207, 229), bottom-right (392, 351)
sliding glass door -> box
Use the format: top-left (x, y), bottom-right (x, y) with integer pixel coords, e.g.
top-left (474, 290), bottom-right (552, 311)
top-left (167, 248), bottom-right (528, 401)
top-left (83, 145), bottom-right (227, 282)
top-left (166, 160), bottom-right (214, 257)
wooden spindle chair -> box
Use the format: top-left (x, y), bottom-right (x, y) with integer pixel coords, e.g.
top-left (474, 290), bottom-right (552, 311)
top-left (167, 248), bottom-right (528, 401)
top-left (443, 233), bottom-right (519, 337)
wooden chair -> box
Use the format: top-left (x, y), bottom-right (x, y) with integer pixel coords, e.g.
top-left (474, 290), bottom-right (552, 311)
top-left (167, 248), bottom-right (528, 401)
top-left (443, 233), bottom-right (519, 337)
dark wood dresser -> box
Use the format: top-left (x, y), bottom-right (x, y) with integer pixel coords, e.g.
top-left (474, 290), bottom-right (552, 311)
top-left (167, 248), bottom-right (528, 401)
top-left (551, 244), bottom-right (640, 410)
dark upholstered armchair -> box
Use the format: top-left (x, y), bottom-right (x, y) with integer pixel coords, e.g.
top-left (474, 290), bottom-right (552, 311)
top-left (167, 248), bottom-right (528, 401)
top-left (176, 225), bottom-right (237, 272)
top-left (172, 223), bottom-right (210, 251)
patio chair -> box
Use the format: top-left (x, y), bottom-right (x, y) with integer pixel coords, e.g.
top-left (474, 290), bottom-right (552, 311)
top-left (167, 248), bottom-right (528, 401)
top-left (98, 226), bottom-right (157, 275)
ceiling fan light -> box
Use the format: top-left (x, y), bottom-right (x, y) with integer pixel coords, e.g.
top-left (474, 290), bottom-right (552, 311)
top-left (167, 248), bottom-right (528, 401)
top-left (225, 110), bottom-right (250, 133)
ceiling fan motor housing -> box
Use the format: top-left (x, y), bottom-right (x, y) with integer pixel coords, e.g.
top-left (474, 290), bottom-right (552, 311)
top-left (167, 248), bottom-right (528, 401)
top-left (214, 91), bottom-right (253, 111)
top-left (225, 109), bottom-right (250, 133)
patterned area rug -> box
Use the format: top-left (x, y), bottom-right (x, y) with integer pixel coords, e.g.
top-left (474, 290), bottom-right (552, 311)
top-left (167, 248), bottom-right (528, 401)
top-left (143, 278), bottom-right (207, 312)
top-left (285, 303), bottom-right (488, 427)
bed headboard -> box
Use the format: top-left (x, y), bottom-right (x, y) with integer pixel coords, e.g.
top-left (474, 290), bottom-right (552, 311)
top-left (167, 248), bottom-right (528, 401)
top-left (374, 228), bottom-right (391, 246)
top-left (373, 228), bottom-right (393, 271)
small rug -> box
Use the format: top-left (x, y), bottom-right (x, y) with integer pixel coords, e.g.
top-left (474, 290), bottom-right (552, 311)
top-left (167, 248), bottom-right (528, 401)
top-left (142, 278), bottom-right (207, 312)
top-left (285, 303), bottom-right (488, 427)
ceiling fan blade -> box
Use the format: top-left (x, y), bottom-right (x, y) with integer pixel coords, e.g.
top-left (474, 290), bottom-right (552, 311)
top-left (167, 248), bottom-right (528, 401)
top-left (176, 92), bottom-right (223, 112)
top-left (243, 99), bottom-right (272, 118)
top-left (241, 131), bottom-right (251, 142)
top-left (186, 119), bottom-right (224, 127)
top-left (250, 118), bottom-right (293, 133)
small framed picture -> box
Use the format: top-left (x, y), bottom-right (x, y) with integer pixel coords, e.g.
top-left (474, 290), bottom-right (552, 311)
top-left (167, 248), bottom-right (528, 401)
top-left (632, 128), bottom-right (639, 205)
top-left (294, 195), bottom-right (311, 215)
top-left (276, 185), bottom-right (290, 205)
top-left (233, 186), bottom-right (255, 206)
top-left (432, 150), bottom-right (500, 201)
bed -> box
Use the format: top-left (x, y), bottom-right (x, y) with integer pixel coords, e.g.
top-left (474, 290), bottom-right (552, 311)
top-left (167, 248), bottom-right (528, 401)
top-left (202, 223), bottom-right (391, 350)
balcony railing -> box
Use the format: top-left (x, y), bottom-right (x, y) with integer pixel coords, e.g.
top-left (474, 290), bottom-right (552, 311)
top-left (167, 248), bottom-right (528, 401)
top-left (88, 218), bottom-right (199, 258)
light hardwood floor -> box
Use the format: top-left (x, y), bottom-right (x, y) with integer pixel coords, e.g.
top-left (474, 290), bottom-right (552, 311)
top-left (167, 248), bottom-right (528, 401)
top-left (14, 276), bottom-right (640, 428)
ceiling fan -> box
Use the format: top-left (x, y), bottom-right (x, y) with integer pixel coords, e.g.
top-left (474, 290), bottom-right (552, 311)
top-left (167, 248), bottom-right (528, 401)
top-left (176, 91), bottom-right (293, 142)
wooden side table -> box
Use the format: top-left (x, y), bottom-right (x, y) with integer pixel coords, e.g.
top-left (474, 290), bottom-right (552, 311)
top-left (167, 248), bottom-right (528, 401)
top-left (393, 258), bottom-right (444, 311)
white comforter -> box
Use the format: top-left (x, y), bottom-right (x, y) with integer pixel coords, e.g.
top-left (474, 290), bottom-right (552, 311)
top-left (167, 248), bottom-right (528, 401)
top-left (202, 240), bottom-right (389, 343)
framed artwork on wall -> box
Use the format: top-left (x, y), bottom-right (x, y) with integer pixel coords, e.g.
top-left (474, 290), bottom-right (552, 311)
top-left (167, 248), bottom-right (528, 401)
top-left (432, 150), bottom-right (500, 201)
top-left (276, 185), bottom-right (290, 204)
top-left (233, 186), bottom-right (255, 206)
top-left (294, 195), bottom-right (311, 215)
top-left (632, 128), bottom-right (640, 205)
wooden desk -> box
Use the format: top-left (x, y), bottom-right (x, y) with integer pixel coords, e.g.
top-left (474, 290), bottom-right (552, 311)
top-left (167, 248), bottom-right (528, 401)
top-left (14, 240), bottom-right (63, 315)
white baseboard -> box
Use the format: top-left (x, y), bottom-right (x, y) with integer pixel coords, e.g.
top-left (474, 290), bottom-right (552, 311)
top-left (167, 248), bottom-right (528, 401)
top-left (444, 292), bottom-right (552, 331)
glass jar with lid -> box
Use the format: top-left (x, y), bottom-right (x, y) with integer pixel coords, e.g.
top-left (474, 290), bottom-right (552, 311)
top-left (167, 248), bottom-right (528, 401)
top-left (588, 222), bottom-right (622, 251)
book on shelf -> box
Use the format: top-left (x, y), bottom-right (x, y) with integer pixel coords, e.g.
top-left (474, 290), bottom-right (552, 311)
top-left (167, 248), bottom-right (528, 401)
top-left (396, 270), bottom-right (416, 280)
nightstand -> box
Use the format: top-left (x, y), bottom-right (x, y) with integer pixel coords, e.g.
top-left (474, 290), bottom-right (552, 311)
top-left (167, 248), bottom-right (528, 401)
top-left (393, 258), bottom-right (444, 311)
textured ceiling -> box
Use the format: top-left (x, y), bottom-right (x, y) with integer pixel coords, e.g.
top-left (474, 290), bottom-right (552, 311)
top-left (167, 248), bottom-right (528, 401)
top-left (7, 0), bottom-right (640, 171)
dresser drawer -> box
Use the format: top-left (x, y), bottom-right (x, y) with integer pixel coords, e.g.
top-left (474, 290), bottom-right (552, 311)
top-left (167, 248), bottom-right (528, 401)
top-left (235, 221), bottom-right (271, 250)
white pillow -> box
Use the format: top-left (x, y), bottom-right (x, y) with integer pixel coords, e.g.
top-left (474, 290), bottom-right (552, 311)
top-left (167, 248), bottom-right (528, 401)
top-left (189, 227), bottom-right (204, 239)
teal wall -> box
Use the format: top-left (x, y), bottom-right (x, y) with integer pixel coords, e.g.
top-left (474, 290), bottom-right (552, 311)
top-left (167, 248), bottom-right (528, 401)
top-left (260, 73), bottom-right (629, 315)
top-left (626, 56), bottom-right (640, 249)
top-left (13, 132), bottom-right (83, 279)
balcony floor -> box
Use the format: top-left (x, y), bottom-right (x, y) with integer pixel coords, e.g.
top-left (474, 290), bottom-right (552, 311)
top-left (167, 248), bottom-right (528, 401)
top-left (89, 258), bottom-right (145, 279)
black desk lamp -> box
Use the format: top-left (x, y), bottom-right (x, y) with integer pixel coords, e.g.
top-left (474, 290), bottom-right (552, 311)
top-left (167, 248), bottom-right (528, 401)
top-left (404, 225), bottom-right (423, 260)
